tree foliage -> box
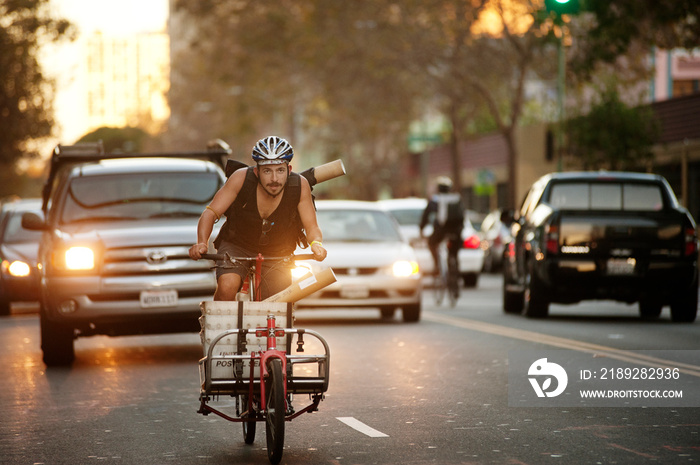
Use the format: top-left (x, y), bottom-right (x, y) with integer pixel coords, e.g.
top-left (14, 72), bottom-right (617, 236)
top-left (170, 1), bottom-right (426, 199)
top-left (170, 0), bottom-right (558, 203)
top-left (400, 0), bottom-right (556, 206)
top-left (78, 127), bottom-right (152, 154)
top-left (0, 0), bottom-right (72, 169)
top-left (571, 0), bottom-right (700, 77)
top-left (566, 87), bottom-right (659, 170)
top-left (168, 0), bottom-right (694, 202)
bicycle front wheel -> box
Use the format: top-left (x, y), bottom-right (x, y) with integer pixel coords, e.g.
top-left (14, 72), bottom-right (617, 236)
top-left (265, 358), bottom-right (285, 464)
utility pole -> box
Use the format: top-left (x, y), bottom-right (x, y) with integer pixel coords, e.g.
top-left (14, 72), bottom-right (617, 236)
top-left (544, 0), bottom-right (580, 171)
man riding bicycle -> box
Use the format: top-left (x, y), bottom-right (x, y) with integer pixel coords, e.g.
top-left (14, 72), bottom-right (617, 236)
top-left (189, 136), bottom-right (327, 300)
top-left (419, 176), bottom-right (465, 278)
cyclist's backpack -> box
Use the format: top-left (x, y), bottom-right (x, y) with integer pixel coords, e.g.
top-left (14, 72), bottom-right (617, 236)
top-left (433, 193), bottom-right (464, 229)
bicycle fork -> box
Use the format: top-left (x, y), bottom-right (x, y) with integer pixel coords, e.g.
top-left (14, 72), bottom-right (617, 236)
top-left (257, 314), bottom-right (287, 412)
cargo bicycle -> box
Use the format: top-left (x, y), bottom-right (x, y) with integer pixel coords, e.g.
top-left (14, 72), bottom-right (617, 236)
top-left (197, 252), bottom-right (332, 464)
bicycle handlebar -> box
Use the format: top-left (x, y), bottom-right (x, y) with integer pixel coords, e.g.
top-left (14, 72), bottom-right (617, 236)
top-left (199, 253), bottom-right (316, 262)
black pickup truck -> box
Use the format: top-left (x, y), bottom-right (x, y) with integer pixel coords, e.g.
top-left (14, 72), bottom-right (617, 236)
top-left (502, 171), bottom-right (698, 322)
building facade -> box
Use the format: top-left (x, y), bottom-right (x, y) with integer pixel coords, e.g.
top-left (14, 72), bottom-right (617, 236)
top-left (83, 32), bottom-right (170, 136)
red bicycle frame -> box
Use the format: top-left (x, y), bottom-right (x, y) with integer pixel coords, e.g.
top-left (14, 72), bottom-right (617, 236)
top-left (257, 314), bottom-right (287, 411)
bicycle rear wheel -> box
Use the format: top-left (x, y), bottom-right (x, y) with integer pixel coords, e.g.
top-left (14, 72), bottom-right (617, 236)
top-left (241, 395), bottom-right (256, 444)
top-left (265, 358), bottom-right (285, 464)
top-left (434, 261), bottom-right (446, 305)
top-left (447, 255), bottom-right (460, 307)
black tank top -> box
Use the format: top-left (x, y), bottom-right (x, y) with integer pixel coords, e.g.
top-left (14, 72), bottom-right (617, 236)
top-left (215, 167), bottom-right (302, 256)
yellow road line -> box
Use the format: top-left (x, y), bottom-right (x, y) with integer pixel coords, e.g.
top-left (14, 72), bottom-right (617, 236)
top-left (423, 312), bottom-right (700, 378)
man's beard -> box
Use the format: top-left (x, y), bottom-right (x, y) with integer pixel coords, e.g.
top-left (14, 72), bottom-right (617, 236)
top-left (260, 178), bottom-right (287, 198)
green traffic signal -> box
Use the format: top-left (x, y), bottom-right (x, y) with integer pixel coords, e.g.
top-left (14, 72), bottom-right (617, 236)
top-left (544, 0), bottom-right (580, 15)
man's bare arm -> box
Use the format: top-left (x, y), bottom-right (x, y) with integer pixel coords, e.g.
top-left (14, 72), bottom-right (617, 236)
top-left (189, 168), bottom-right (246, 259)
top-left (298, 176), bottom-right (327, 261)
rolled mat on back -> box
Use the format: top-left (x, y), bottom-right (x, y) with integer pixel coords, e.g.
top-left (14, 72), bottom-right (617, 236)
top-left (312, 160), bottom-right (346, 184)
top-left (263, 267), bottom-right (337, 302)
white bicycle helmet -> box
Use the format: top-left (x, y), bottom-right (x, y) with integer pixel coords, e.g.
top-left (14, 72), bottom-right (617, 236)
top-left (436, 176), bottom-right (453, 190)
top-left (251, 136), bottom-right (294, 165)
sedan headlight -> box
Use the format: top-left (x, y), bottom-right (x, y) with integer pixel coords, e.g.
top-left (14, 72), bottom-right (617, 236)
top-left (292, 263), bottom-right (313, 280)
top-left (3, 260), bottom-right (31, 277)
top-left (64, 246), bottom-right (95, 270)
top-left (392, 260), bottom-right (420, 277)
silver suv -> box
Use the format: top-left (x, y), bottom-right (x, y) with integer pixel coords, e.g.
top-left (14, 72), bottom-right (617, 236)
top-left (22, 142), bottom-right (227, 366)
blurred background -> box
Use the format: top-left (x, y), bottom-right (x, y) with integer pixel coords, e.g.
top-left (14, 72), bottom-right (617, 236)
top-left (2, 0), bottom-right (699, 217)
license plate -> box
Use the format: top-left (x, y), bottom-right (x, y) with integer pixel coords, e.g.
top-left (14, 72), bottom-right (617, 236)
top-left (606, 258), bottom-right (636, 275)
top-left (140, 290), bottom-right (178, 308)
top-left (340, 285), bottom-right (370, 299)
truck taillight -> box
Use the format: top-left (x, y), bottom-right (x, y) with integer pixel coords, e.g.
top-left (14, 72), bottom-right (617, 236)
top-left (684, 227), bottom-right (698, 256)
top-left (545, 224), bottom-right (559, 254)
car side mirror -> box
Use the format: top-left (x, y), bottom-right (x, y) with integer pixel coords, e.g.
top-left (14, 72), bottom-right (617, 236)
top-left (21, 212), bottom-right (47, 231)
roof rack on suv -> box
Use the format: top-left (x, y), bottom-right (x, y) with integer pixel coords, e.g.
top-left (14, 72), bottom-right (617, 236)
top-left (49, 139), bottom-right (231, 166)
top-left (41, 139), bottom-right (233, 211)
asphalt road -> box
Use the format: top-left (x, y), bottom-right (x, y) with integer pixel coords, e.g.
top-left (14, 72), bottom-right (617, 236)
top-left (1, 274), bottom-right (699, 464)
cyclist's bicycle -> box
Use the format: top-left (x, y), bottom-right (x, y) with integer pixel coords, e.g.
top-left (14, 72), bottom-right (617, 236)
top-left (196, 252), bottom-right (331, 464)
top-left (434, 234), bottom-right (460, 307)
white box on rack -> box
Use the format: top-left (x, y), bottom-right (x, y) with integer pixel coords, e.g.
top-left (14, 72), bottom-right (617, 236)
top-left (199, 301), bottom-right (292, 380)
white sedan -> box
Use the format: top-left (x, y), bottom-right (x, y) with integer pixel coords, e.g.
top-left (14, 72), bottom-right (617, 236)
top-left (378, 197), bottom-right (484, 287)
top-left (295, 200), bottom-right (423, 322)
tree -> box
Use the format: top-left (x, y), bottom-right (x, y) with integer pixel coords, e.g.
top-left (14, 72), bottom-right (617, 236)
top-left (397, 0), bottom-right (488, 196)
top-left (170, 1), bottom-right (424, 199)
top-left (0, 0), bottom-right (72, 179)
top-left (566, 87), bottom-right (659, 170)
top-left (78, 127), bottom-right (152, 154)
top-left (570, 1), bottom-right (700, 77)
top-left (403, 0), bottom-right (556, 208)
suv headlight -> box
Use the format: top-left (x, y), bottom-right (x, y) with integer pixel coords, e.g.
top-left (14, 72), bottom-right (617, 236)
top-left (65, 247), bottom-right (95, 270)
top-left (2, 260), bottom-right (31, 277)
top-left (51, 245), bottom-right (99, 272)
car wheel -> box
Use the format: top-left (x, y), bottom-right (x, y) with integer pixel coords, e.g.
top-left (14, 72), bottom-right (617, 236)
top-left (670, 276), bottom-right (698, 323)
top-left (40, 307), bottom-right (75, 366)
top-left (0, 296), bottom-right (10, 316)
top-left (638, 300), bottom-right (663, 319)
top-left (402, 304), bottom-right (421, 323)
top-left (482, 252), bottom-right (494, 273)
top-left (523, 266), bottom-right (549, 318)
top-left (503, 286), bottom-right (524, 314)
top-left (380, 307), bottom-right (396, 319)
top-left (502, 265), bottom-right (523, 314)
top-left (462, 273), bottom-right (478, 288)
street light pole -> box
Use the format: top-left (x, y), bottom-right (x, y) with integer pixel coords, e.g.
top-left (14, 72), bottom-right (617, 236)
top-left (557, 31), bottom-right (565, 172)
top-left (544, 0), bottom-right (579, 171)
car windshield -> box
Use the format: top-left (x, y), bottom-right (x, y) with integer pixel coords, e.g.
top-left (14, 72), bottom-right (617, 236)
top-left (3, 211), bottom-right (43, 243)
top-left (386, 208), bottom-right (423, 226)
top-left (317, 209), bottom-right (402, 242)
top-left (61, 172), bottom-right (222, 224)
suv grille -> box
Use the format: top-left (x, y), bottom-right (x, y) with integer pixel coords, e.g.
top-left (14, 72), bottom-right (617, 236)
top-left (103, 245), bottom-right (211, 275)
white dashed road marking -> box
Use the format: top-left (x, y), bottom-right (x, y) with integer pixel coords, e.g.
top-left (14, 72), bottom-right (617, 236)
top-left (336, 417), bottom-right (389, 437)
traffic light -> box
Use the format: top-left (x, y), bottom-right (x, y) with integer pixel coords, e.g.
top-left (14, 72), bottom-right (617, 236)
top-left (544, 0), bottom-right (580, 15)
